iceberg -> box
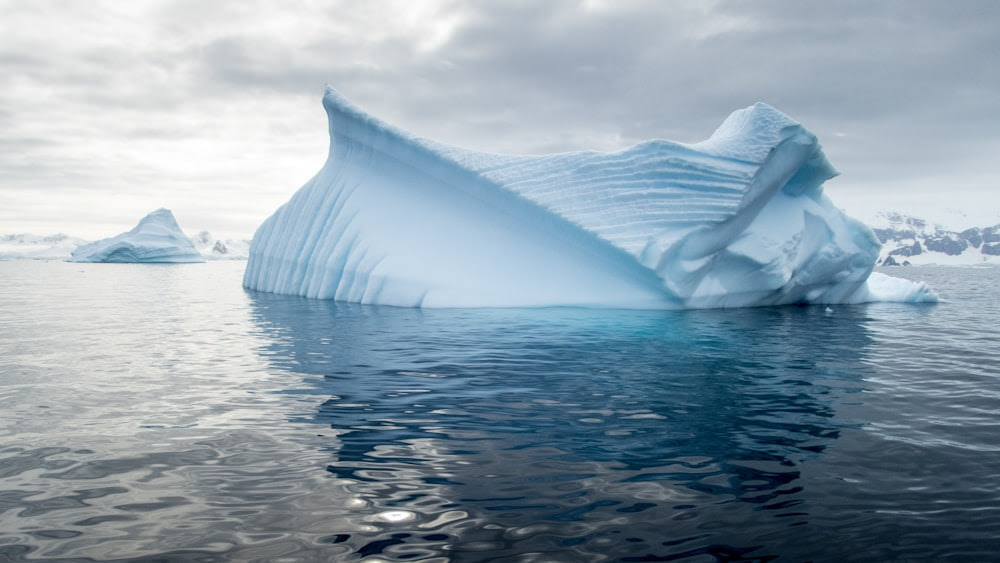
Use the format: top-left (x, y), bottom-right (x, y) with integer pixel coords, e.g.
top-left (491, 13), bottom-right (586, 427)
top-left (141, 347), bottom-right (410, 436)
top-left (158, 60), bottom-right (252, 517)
top-left (70, 208), bottom-right (204, 263)
top-left (243, 86), bottom-right (936, 308)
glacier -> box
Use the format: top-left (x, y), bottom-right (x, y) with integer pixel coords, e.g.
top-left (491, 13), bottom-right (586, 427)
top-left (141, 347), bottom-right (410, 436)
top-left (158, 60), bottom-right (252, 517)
top-left (70, 208), bottom-right (204, 263)
top-left (243, 86), bottom-right (937, 308)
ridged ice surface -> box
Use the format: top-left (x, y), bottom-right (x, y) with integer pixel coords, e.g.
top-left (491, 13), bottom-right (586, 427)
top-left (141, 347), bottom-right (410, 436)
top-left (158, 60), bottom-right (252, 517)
top-left (70, 208), bottom-right (204, 263)
top-left (243, 86), bottom-right (936, 308)
top-left (438, 142), bottom-right (755, 259)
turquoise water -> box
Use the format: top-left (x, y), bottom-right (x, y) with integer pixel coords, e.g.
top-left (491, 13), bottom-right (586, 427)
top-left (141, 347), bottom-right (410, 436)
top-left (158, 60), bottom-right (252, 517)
top-left (0, 261), bottom-right (998, 561)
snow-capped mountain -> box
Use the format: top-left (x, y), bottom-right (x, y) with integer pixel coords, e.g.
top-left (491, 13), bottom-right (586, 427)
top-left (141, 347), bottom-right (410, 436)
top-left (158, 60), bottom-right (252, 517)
top-left (70, 208), bottom-right (205, 263)
top-left (190, 231), bottom-right (251, 260)
top-left (869, 212), bottom-right (1000, 266)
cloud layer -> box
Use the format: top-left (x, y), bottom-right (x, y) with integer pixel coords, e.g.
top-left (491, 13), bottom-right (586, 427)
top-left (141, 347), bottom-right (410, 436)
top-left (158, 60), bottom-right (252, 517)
top-left (2, 0), bottom-right (998, 237)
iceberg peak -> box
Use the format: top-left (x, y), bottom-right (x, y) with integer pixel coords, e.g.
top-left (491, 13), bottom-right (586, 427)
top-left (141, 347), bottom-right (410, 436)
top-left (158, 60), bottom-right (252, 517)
top-left (70, 208), bottom-right (204, 263)
top-left (243, 87), bottom-right (936, 308)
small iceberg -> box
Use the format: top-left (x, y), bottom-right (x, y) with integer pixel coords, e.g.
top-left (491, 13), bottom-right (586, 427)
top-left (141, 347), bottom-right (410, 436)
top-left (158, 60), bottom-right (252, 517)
top-left (70, 208), bottom-right (204, 263)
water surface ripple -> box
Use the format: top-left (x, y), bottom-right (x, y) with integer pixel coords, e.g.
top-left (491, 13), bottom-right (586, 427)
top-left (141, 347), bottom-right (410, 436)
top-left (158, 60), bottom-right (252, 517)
top-left (0, 262), bottom-right (998, 561)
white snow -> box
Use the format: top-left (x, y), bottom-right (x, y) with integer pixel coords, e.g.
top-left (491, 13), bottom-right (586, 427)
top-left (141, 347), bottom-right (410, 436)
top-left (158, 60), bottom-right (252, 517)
top-left (190, 231), bottom-right (251, 260)
top-left (0, 233), bottom-right (87, 261)
top-left (854, 272), bottom-right (939, 303)
top-left (869, 211), bottom-right (1000, 266)
top-left (852, 205), bottom-right (1000, 235)
top-left (883, 246), bottom-right (1000, 267)
top-left (243, 86), bottom-right (937, 308)
top-left (69, 208), bottom-right (204, 263)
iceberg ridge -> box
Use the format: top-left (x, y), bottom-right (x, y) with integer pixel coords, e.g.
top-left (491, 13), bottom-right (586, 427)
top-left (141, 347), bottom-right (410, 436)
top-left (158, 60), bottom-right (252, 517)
top-left (243, 86), bottom-right (936, 308)
top-left (70, 208), bottom-right (204, 263)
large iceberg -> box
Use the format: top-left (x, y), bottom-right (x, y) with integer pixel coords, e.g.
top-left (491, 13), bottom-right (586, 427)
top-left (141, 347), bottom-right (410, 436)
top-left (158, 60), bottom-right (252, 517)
top-left (243, 86), bottom-right (936, 308)
top-left (70, 208), bottom-right (204, 263)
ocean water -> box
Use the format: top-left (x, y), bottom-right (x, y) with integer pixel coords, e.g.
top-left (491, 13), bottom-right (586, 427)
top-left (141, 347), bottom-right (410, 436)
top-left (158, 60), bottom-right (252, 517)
top-left (0, 261), bottom-right (998, 562)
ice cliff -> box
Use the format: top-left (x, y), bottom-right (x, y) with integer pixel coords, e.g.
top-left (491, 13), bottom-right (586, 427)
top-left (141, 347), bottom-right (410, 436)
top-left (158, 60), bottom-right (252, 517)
top-left (243, 86), bottom-right (936, 308)
top-left (70, 208), bottom-right (204, 263)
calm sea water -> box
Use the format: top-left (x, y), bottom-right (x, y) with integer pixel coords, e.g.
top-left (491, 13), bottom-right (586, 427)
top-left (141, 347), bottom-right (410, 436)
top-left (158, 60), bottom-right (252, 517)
top-left (0, 261), bottom-right (998, 562)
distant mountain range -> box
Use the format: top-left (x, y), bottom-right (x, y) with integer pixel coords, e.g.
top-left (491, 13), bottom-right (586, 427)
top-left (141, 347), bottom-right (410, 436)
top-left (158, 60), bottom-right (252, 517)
top-left (0, 233), bottom-right (88, 261)
top-left (869, 212), bottom-right (1000, 266)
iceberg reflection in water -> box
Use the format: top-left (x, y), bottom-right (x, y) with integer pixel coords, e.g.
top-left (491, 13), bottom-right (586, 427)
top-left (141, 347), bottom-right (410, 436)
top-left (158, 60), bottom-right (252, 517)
top-left (249, 293), bottom-right (878, 560)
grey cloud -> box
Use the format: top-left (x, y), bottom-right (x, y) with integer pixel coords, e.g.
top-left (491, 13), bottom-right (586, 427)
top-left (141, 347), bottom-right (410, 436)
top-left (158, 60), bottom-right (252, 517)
top-left (344, 0), bottom-right (1000, 190)
top-left (1, 0), bottom-right (998, 236)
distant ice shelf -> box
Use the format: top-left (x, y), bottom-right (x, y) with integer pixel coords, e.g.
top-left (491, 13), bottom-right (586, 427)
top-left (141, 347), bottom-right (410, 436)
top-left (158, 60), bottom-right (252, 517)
top-left (70, 208), bottom-right (204, 263)
top-left (0, 233), bottom-right (87, 261)
top-left (243, 86), bottom-right (937, 308)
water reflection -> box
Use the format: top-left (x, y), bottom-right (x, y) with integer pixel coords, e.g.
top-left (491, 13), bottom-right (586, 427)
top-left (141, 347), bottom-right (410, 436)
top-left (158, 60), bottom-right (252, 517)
top-left (248, 294), bottom-right (876, 560)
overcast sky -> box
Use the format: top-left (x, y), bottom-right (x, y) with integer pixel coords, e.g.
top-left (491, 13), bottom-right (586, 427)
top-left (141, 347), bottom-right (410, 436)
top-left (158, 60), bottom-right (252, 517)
top-left (2, 0), bottom-right (998, 239)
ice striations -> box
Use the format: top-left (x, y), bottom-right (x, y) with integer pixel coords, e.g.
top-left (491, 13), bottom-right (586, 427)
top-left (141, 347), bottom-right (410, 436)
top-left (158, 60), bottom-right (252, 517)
top-left (70, 208), bottom-right (204, 263)
top-left (243, 86), bottom-right (937, 308)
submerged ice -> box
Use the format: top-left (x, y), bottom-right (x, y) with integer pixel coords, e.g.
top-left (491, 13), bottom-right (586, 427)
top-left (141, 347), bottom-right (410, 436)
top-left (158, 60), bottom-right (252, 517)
top-left (243, 86), bottom-right (936, 308)
top-left (70, 208), bottom-right (204, 263)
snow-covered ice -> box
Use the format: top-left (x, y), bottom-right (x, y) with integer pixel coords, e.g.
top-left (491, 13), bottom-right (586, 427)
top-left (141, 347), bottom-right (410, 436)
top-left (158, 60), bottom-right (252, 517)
top-left (70, 208), bottom-right (204, 263)
top-left (243, 86), bottom-right (937, 308)
top-left (191, 231), bottom-right (251, 260)
top-left (858, 272), bottom-right (938, 303)
top-left (0, 233), bottom-right (87, 261)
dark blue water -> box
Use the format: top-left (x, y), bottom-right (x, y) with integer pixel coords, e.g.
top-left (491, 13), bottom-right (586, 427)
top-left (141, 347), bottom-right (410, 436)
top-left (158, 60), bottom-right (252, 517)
top-left (1, 261), bottom-right (998, 561)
